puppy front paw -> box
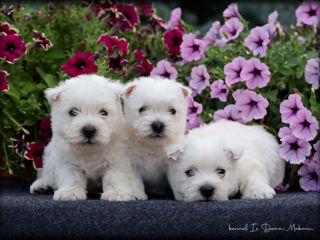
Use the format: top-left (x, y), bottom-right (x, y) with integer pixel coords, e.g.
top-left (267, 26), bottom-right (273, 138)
top-left (242, 183), bottom-right (275, 199)
top-left (101, 190), bottom-right (138, 201)
top-left (30, 179), bottom-right (50, 193)
top-left (53, 186), bottom-right (87, 201)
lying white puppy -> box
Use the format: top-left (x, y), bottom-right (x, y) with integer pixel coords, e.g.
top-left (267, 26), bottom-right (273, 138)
top-left (121, 76), bottom-right (190, 197)
top-left (166, 120), bottom-right (285, 201)
top-left (30, 74), bottom-right (146, 201)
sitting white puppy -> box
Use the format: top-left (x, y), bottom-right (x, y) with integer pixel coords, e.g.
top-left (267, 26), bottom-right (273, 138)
top-left (121, 76), bottom-right (190, 197)
top-left (166, 120), bottom-right (285, 201)
top-left (30, 74), bottom-right (146, 201)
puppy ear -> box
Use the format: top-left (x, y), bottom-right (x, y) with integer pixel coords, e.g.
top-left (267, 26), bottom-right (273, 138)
top-left (223, 144), bottom-right (243, 161)
top-left (181, 86), bottom-right (191, 98)
top-left (45, 86), bottom-right (61, 105)
top-left (125, 85), bottom-right (136, 97)
top-left (165, 144), bottom-right (185, 161)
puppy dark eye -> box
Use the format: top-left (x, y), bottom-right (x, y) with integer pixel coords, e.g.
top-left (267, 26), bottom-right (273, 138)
top-left (185, 169), bottom-right (195, 177)
top-left (139, 106), bottom-right (147, 113)
top-left (216, 168), bottom-right (225, 176)
top-left (68, 108), bottom-right (78, 117)
top-left (169, 108), bottom-right (176, 115)
top-left (99, 109), bottom-right (108, 116)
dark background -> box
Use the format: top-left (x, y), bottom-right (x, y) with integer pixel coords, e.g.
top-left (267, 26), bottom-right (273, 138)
top-left (2, 0), bottom-right (302, 32)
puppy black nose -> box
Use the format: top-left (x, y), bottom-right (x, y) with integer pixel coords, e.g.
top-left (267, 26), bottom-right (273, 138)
top-left (151, 121), bottom-right (165, 133)
top-left (82, 125), bottom-right (96, 139)
top-left (200, 185), bottom-right (214, 198)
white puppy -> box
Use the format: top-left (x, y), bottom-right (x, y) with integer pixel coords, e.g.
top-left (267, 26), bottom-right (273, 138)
top-left (30, 74), bottom-right (146, 201)
top-left (166, 120), bottom-right (285, 201)
top-left (121, 76), bottom-right (190, 197)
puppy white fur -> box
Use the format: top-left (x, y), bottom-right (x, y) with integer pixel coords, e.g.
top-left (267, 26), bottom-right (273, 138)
top-left (30, 74), bottom-right (146, 201)
top-left (167, 120), bottom-right (285, 201)
top-left (121, 76), bottom-right (190, 196)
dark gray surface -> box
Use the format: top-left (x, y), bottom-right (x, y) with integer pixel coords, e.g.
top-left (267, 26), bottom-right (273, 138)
top-left (0, 178), bottom-right (319, 240)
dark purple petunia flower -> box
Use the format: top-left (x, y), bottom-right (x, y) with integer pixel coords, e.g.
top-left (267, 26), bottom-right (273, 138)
top-left (150, 60), bottom-right (178, 79)
top-left (235, 89), bottom-right (269, 122)
top-left (61, 50), bottom-right (98, 77)
top-left (279, 94), bottom-right (305, 124)
top-left (136, 0), bottom-right (155, 16)
top-left (107, 52), bottom-right (129, 73)
top-left (26, 143), bottom-right (44, 169)
top-left (110, 4), bottom-right (139, 32)
top-left (40, 117), bottom-right (52, 145)
top-left (275, 183), bottom-right (290, 192)
top-left (134, 49), bottom-right (153, 76)
top-left (32, 30), bottom-right (53, 50)
top-left (0, 70), bottom-right (9, 92)
top-left (298, 159), bottom-right (320, 192)
top-left (0, 21), bottom-right (17, 35)
top-left (1, 5), bottom-right (15, 16)
top-left (224, 56), bottom-right (246, 85)
top-left (290, 108), bottom-right (319, 141)
top-left (0, 34), bottom-right (26, 63)
top-left (164, 28), bottom-right (183, 55)
top-left (97, 33), bottom-right (128, 56)
top-left (240, 58), bottom-right (270, 89)
top-left (10, 135), bottom-right (28, 156)
top-left (210, 79), bottom-right (229, 102)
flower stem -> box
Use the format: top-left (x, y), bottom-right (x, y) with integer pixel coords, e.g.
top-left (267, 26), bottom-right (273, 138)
top-left (2, 109), bottom-right (30, 135)
top-left (2, 141), bottom-right (12, 175)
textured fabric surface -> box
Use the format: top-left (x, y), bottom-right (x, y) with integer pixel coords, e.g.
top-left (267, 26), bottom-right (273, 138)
top-left (0, 178), bottom-right (319, 240)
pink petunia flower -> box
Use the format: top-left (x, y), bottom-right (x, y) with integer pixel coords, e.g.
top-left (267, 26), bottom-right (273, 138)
top-left (0, 34), bottom-right (26, 63)
top-left (279, 94), bottom-right (305, 124)
top-left (26, 143), bottom-right (44, 169)
top-left (305, 58), bottom-right (319, 89)
top-left (278, 127), bottom-right (293, 142)
top-left (165, 7), bottom-right (182, 30)
top-left (268, 10), bottom-right (278, 25)
top-left (150, 60), bottom-right (178, 79)
top-left (290, 108), bottom-right (319, 141)
top-left (204, 21), bottom-right (221, 45)
top-left (312, 141), bottom-right (319, 162)
top-left (0, 71), bottom-right (9, 92)
top-left (295, 1), bottom-right (320, 27)
top-left (275, 183), bottom-right (290, 192)
top-left (262, 23), bottom-right (277, 42)
top-left (164, 28), bottom-right (183, 55)
top-left (219, 17), bottom-right (244, 42)
top-left (298, 159), bottom-right (320, 191)
top-left (110, 4), bottom-right (139, 32)
top-left (235, 90), bottom-right (269, 122)
top-left (232, 89), bottom-right (245, 101)
top-left (244, 26), bottom-right (270, 57)
top-left (180, 33), bottom-right (206, 62)
top-left (224, 56), bottom-right (246, 85)
top-left (188, 65), bottom-right (210, 96)
top-left (223, 3), bottom-right (241, 19)
top-left (279, 134), bottom-right (311, 164)
top-left (107, 52), bottom-right (129, 73)
top-left (240, 58), bottom-right (270, 89)
top-left (213, 104), bottom-right (245, 123)
top-left (186, 116), bottom-right (203, 134)
top-left (134, 49), bottom-right (153, 76)
top-left (97, 34), bottom-right (128, 56)
top-left (187, 97), bottom-right (203, 123)
top-left (61, 50), bottom-right (98, 77)
top-left (210, 80), bottom-right (229, 102)
top-left (32, 30), bottom-right (53, 50)
top-left (0, 21), bottom-right (17, 35)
